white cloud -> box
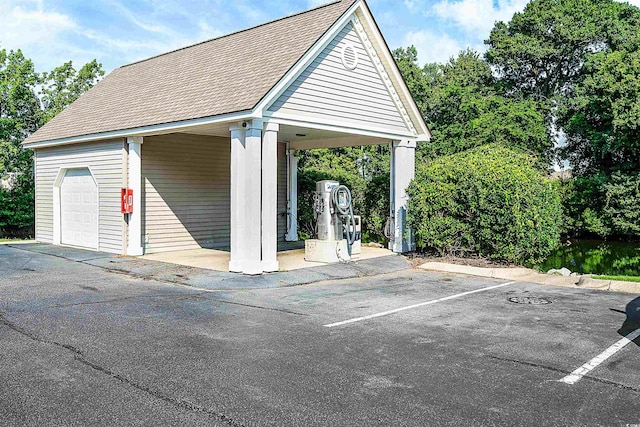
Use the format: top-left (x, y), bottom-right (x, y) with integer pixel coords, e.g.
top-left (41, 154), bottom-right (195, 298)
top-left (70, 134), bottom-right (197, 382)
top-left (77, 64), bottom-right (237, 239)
top-left (431, 0), bottom-right (529, 37)
top-left (0, 1), bottom-right (76, 51)
top-left (0, 0), bottom-right (227, 73)
top-left (402, 30), bottom-right (470, 64)
top-left (625, 0), bottom-right (640, 6)
top-left (403, 0), bottom-right (426, 14)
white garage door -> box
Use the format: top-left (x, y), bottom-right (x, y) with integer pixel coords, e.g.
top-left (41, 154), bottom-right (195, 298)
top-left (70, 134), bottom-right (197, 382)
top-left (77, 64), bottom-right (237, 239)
top-left (60, 168), bottom-right (98, 250)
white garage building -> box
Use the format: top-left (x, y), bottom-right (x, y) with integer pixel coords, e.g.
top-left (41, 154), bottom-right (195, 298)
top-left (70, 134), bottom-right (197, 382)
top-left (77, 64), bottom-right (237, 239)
top-left (23, 0), bottom-right (430, 275)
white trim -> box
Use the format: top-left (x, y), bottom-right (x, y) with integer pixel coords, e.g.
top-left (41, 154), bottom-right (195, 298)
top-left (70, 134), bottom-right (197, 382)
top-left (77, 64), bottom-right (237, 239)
top-left (262, 121), bottom-right (279, 272)
top-left (228, 123), bottom-right (247, 273)
top-left (390, 139), bottom-right (416, 253)
top-left (290, 135), bottom-right (387, 150)
top-left (23, 110), bottom-right (255, 149)
top-left (53, 166), bottom-right (100, 251)
top-left (350, 15), bottom-right (416, 135)
top-left (285, 143), bottom-right (299, 242)
top-left (266, 113), bottom-right (415, 140)
top-left (354, 5), bottom-right (430, 139)
top-left (255, 0), bottom-right (362, 114)
top-left (126, 137), bottom-right (143, 256)
top-left (242, 119), bottom-right (263, 275)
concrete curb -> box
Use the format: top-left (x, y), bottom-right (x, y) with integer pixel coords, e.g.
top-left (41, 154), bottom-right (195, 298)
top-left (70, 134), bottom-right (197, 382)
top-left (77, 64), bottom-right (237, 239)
top-left (419, 261), bottom-right (640, 294)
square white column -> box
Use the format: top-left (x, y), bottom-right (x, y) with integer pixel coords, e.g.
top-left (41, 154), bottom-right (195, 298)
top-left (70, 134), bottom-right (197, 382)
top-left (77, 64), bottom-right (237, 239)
top-left (390, 139), bottom-right (416, 253)
top-left (262, 122), bottom-right (279, 272)
top-left (126, 136), bottom-right (144, 256)
top-left (285, 146), bottom-right (299, 242)
top-left (229, 124), bottom-right (246, 272)
top-left (242, 120), bottom-right (263, 275)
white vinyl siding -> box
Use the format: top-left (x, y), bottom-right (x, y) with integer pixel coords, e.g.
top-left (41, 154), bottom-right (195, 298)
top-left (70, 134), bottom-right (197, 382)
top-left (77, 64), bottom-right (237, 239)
top-left (268, 22), bottom-right (410, 135)
top-left (142, 134), bottom-right (230, 253)
top-left (34, 139), bottom-right (125, 254)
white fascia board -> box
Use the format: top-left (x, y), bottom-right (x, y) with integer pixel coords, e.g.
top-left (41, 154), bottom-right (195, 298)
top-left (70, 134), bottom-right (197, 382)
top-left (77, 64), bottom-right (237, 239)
top-left (267, 113), bottom-right (416, 140)
top-left (417, 133), bottom-right (431, 142)
top-left (23, 110), bottom-right (255, 149)
top-left (355, 5), bottom-right (431, 139)
top-left (254, 0), bottom-right (362, 114)
top-left (290, 135), bottom-right (387, 150)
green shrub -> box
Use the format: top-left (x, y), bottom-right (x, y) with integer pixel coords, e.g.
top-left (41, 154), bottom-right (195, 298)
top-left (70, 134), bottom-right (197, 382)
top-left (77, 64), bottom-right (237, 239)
top-left (407, 144), bottom-right (562, 264)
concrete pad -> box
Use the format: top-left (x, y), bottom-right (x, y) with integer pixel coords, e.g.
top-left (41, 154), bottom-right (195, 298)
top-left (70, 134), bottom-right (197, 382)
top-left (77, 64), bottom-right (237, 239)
top-left (140, 246), bottom-right (394, 272)
top-left (7, 243), bottom-right (113, 262)
top-left (419, 261), bottom-right (640, 294)
top-left (141, 248), bottom-right (230, 271)
top-left (8, 242), bottom-right (409, 291)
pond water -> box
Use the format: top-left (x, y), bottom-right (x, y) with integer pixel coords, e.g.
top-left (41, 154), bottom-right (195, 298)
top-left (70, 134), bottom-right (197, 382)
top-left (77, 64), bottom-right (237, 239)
top-left (535, 240), bottom-right (640, 276)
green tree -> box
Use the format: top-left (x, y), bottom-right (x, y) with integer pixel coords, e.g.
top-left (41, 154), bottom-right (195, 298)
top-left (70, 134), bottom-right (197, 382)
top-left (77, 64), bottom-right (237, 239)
top-left (404, 49), bottom-right (551, 162)
top-left (486, 0), bottom-right (640, 239)
top-left (40, 59), bottom-right (104, 122)
top-left (485, 0), bottom-right (622, 102)
top-left (392, 46), bottom-right (430, 115)
top-left (0, 49), bottom-right (41, 236)
top-left (0, 49), bottom-right (104, 236)
top-left (560, 49), bottom-right (640, 176)
top-left (0, 49), bottom-right (41, 174)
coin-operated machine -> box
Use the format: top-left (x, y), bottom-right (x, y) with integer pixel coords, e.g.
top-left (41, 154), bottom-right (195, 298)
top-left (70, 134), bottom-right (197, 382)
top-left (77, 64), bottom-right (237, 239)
top-left (305, 180), bottom-right (360, 263)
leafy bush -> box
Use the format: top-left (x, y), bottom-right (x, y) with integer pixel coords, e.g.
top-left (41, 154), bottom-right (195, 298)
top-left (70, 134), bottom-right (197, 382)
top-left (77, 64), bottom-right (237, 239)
top-left (407, 144), bottom-right (562, 264)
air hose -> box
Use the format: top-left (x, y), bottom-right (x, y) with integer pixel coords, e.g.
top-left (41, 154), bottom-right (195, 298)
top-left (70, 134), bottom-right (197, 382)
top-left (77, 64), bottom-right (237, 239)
top-left (331, 185), bottom-right (357, 255)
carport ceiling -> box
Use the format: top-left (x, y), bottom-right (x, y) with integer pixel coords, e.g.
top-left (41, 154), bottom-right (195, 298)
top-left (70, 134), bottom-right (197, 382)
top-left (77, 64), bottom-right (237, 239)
top-left (172, 122), bottom-right (389, 150)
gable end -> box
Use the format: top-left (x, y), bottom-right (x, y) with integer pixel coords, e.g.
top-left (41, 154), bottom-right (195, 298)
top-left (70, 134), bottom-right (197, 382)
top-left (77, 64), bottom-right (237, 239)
top-left (266, 18), bottom-right (416, 137)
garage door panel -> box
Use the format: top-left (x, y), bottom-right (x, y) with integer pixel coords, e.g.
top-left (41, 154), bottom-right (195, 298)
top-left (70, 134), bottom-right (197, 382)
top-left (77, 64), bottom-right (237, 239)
top-left (61, 168), bottom-right (98, 250)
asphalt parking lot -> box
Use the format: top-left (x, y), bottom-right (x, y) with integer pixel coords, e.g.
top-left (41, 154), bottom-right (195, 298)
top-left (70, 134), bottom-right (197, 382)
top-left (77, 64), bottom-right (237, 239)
top-left (1, 244), bottom-right (639, 426)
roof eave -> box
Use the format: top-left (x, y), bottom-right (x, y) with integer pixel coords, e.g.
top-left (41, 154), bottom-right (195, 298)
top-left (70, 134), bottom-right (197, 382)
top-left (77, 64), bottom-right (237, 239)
top-left (22, 110), bottom-right (255, 149)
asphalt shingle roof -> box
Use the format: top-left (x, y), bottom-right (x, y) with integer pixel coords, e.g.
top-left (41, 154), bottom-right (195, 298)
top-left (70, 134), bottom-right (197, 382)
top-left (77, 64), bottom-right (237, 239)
top-left (25, 0), bottom-right (357, 144)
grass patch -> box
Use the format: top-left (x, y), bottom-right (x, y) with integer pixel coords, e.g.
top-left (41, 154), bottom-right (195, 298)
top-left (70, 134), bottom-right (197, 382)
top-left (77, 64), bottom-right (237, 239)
top-left (591, 275), bottom-right (640, 283)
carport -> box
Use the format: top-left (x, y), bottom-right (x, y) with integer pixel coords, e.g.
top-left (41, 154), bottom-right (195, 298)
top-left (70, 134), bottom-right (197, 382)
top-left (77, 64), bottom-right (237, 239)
top-left (23, 0), bottom-right (430, 275)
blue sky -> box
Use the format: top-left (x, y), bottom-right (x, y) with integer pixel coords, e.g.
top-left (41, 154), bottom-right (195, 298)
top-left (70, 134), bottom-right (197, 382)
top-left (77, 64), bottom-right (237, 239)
top-left (2, 0), bottom-right (639, 74)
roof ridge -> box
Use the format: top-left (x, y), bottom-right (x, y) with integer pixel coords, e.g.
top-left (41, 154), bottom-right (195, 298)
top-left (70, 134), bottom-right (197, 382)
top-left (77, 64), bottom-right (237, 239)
top-left (120, 1), bottom-right (343, 69)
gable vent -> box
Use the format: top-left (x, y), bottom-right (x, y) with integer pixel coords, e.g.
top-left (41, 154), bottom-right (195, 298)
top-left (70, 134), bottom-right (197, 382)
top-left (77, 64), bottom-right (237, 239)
top-left (341, 43), bottom-right (359, 70)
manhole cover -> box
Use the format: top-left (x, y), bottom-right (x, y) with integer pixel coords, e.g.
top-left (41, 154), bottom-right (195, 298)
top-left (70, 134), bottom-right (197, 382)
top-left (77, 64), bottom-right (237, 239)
top-left (508, 296), bottom-right (552, 305)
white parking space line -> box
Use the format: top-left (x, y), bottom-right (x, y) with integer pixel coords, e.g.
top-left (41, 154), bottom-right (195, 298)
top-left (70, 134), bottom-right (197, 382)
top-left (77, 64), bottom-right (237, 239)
top-left (323, 281), bottom-right (518, 328)
top-left (560, 328), bottom-right (640, 385)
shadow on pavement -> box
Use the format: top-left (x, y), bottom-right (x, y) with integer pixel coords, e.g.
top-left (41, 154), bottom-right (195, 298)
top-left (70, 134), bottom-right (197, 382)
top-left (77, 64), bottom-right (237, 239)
top-left (617, 296), bottom-right (640, 346)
